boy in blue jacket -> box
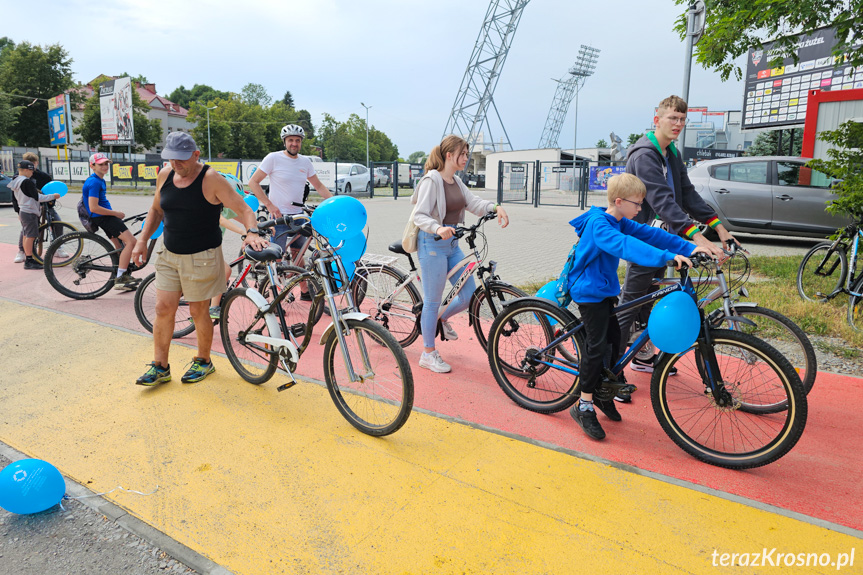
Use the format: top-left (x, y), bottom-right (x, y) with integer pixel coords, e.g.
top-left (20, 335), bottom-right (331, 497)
top-left (566, 173), bottom-right (709, 440)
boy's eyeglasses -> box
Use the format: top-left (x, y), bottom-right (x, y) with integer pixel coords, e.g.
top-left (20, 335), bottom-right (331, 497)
top-left (620, 198), bottom-right (643, 207)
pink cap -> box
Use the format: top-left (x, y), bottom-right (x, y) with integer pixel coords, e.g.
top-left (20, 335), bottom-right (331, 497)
top-left (89, 152), bottom-right (111, 165)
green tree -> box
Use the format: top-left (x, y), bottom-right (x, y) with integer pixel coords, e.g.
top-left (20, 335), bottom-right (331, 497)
top-left (166, 84), bottom-right (230, 109)
top-left (0, 41), bottom-right (75, 146)
top-left (744, 129), bottom-right (803, 157)
top-left (241, 83), bottom-right (271, 107)
top-left (121, 72), bottom-right (149, 84)
top-left (808, 121), bottom-right (863, 219)
top-left (595, 138), bottom-right (609, 148)
top-left (408, 151), bottom-right (427, 164)
top-left (318, 113), bottom-right (399, 163)
top-left (0, 37), bottom-right (15, 61)
top-left (74, 85), bottom-right (162, 153)
top-left (281, 91), bottom-right (295, 108)
top-left (627, 133), bottom-right (643, 146)
top-left (674, 0), bottom-right (863, 81)
top-left (0, 94), bottom-right (21, 145)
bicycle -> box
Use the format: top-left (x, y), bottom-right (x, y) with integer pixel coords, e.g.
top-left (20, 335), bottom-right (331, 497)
top-left (42, 213), bottom-right (155, 300)
top-left (30, 201), bottom-right (79, 265)
top-left (486, 254), bottom-right (808, 469)
top-left (220, 215), bottom-right (414, 437)
top-left (133, 217), bottom-right (323, 339)
top-left (351, 212), bottom-right (526, 348)
top-left (655, 243), bottom-right (817, 395)
top-left (796, 218), bottom-right (863, 331)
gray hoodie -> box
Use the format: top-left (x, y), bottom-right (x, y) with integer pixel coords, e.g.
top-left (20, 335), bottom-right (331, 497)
top-left (10, 175), bottom-right (53, 215)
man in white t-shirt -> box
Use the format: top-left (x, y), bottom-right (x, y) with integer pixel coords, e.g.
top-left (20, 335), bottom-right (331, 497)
top-left (248, 124), bottom-right (332, 251)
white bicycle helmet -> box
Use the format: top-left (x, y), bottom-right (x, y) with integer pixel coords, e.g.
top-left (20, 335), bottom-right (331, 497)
top-left (280, 124), bottom-right (305, 140)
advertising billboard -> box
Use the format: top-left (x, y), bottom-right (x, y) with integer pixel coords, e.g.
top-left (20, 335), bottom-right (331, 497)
top-left (588, 166), bottom-right (626, 191)
top-left (742, 26), bottom-right (863, 130)
top-left (100, 77), bottom-right (135, 146)
top-left (47, 94), bottom-right (71, 146)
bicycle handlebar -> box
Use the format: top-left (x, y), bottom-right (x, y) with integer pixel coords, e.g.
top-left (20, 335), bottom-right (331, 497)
top-left (432, 211), bottom-right (497, 241)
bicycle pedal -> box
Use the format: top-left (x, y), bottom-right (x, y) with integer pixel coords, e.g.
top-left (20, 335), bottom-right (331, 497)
top-left (276, 381), bottom-right (297, 392)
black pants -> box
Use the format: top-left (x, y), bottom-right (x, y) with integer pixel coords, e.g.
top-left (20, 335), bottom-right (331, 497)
top-left (576, 297), bottom-right (621, 396)
top-left (617, 262), bottom-right (665, 352)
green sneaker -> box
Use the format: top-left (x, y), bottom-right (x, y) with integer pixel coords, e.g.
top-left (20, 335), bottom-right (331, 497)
top-left (181, 357), bottom-right (215, 383)
top-left (136, 362), bottom-right (171, 386)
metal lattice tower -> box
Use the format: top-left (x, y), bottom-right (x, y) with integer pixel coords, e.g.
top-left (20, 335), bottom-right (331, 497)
top-left (537, 69), bottom-right (579, 149)
top-left (442, 0), bottom-right (531, 163)
top-left (538, 45), bottom-right (600, 149)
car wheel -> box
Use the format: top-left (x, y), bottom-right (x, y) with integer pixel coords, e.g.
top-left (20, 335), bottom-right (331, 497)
top-left (345, 183), bottom-right (352, 195)
top-left (365, 182), bottom-right (370, 194)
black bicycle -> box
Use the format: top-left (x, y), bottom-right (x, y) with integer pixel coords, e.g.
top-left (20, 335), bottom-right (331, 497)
top-left (30, 201), bottom-right (79, 266)
top-left (486, 254), bottom-right (808, 469)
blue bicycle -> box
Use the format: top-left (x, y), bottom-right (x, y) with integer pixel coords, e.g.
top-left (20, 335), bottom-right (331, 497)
top-left (486, 254), bottom-right (808, 469)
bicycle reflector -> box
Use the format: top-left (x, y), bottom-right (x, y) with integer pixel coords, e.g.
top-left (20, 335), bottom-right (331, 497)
top-left (648, 291), bottom-right (700, 354)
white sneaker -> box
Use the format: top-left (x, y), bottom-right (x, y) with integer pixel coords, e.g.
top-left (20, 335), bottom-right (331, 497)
top-left (440, 320), bottom-right (458, 340)
top-left (418, 350), bottom-right (451, 373)
top-left (55, 249), bottom-right (71, 258)
top-left (13, 251), bottom-right (25, 263)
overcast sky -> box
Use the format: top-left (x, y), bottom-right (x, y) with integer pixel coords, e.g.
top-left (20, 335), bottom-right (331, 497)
top-left (5, 0), bottom-right (747, 157)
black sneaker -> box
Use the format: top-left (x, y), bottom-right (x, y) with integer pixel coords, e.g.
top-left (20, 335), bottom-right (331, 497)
top-left (23, 258), bottom-right (42, 270)
top-left (569, 402), bottom-right (606, 440)
top-left (181, 357), bottom-right (215, 383)
top-left (113, 272), bottom-right (137, 291)
top-left (594, 398), bottom-right (622, 422)
top-left (631, 355), bottom-right (677, 377)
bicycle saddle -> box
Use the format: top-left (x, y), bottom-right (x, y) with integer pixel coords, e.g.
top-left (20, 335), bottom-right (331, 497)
top-left (388, 241), bottom-right (408, 255)
top-left (244, 244), bottom-right (284, 262)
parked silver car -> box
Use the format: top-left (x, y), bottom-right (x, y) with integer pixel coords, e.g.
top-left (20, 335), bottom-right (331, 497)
top-left (687, 156), bottom-right (851, 238)
top-left (373, 167), bottom-right (390, 187)
top-left (335, 163), bottom-right (371, 195)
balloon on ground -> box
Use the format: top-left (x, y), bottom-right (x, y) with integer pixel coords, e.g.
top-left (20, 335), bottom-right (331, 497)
top-left (0, 459), bottom-right (66, 515)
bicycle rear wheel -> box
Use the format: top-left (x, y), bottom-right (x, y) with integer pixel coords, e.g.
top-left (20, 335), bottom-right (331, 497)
top-left (651, 329), bottom-right (807, 469)
top-left (717, 305), bottom-right (816, 395)
top-left (220, 288), bottom-right (278, 385)
top-left (352, 265), bottom-right (421, 347)
top-left (133, 273), bottom-right (196, 338)
top-left (43, 231), bottom-right (118, 300)
top-left (323, 318), bottom-right (414, 436)
top-left (487, 299), bottom-right (583, 413)
top-left (796, 242), bottom-right (847, 302)
top-left (32, 221), bottom-right (78, 265)
top-left (469, 281), bottom-right (528, 351)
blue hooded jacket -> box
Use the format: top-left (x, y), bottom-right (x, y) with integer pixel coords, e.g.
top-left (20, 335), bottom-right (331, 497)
top-left (566, 206), bottom-right (695, 303)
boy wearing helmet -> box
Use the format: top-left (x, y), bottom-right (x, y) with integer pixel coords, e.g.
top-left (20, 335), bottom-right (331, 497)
top-left (248, 124), bottom-right (332, 253)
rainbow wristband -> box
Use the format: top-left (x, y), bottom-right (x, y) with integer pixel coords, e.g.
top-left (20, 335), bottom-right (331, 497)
top-left (706, 216), bottom-right (721, 229)
top-left (683, 224), bottom-right (699, 239)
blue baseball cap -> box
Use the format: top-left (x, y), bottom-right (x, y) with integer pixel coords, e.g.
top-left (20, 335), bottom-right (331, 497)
top-left (161, 132), bottom-right (198, 160)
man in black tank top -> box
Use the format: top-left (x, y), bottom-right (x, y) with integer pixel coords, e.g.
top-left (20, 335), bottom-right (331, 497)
top-left (131, 132), bottom-right (268, 387)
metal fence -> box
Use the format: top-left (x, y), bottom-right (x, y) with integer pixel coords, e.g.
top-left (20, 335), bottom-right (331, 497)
top-left (497, 161), bottom-right (535, 204)
top-left (497, 159), bottom-right (628, 208)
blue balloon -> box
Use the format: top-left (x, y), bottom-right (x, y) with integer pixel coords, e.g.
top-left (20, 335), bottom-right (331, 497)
top-left (335, 232), bottom-right (367, 264)
top-left (311, 196), bottom-right (367, 241)
top-left (0, 459), bottom-right (66, 515)
top-left (142, 219), bottom-right (164, 240)
top-left (330, 260), bottom-right (356, 288)
top-left (648, 291), bottom-right (701, 354)
top-left (244, 194), bottom-right (259, 211)
top-left (534, 280), bottom-right (560, 326)
top-left (43, 181), bottom-right (68, 197)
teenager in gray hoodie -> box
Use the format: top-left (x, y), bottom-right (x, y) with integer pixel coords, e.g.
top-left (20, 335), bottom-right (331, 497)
top-left (10, 160), bottom-right (60, 270)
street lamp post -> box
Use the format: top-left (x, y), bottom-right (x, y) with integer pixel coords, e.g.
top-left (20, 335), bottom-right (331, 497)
top-left (569, 45), bottom-right (600, 203)
top-left (206, 105), bottom-right (218, 162)
top-left (361, 102), bottom-right (372, 170)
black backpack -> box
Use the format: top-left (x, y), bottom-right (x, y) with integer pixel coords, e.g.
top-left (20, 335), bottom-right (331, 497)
top-left (77, 198), bottom-right (97, 233)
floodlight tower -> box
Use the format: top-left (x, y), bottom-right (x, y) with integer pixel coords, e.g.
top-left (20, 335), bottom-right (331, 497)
top-left (442, 0), bottom-right (531, 170)
top-left (569, 45), bottom-right (600, 163)
top-left (537, 67), bottom-right (579, 149)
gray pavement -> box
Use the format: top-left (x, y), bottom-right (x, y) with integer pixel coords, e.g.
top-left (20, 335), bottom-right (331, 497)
top-left (0, 189), bottom-right (823, 290)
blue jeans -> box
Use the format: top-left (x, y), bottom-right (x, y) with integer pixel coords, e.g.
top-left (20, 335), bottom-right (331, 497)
top-left (417, 230), bottom-right (475, 348)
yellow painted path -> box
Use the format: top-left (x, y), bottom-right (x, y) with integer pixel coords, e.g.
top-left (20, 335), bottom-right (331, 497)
top-left (0, 300), bottom-right (857, 574)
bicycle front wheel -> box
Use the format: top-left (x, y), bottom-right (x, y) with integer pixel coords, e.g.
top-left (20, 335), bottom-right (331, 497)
top-left (323, 318), bottom-right (414, 436)
top-left (43, 231), bottom-right (118, 300)
top-left (718, 305), bottom-right (816, 395)
top-left (133, 273), bottom-right (196, 338)
top-left (469, 281), bottom-right (528, 351)
top-left (796, 242), bottom-right (847, 302)
top-left (848, 276), bottom-right (863, 332)
top-left (32, 221), bottom-right (78, 265)
top-left (352, 265), bottom-right (421, 347)
top-left (487, 299), bottom-right (583, 413)
top-left (220, 288), bottom-right (278, 384)
top-left (651, 329), bottom-right (807, 469)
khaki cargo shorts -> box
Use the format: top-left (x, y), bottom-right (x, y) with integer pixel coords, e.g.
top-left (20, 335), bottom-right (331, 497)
top-left (154, 245), bottom-right (226, 303)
